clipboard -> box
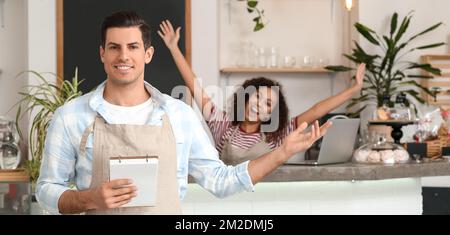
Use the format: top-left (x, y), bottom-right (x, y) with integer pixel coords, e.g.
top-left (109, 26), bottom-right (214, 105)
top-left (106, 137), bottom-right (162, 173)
top-left (109, 155), bottom-right (158, 207)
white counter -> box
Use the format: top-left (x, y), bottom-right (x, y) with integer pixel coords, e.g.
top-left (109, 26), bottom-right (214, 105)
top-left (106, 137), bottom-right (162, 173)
top-left (181, 178), bottom-right (422, 215)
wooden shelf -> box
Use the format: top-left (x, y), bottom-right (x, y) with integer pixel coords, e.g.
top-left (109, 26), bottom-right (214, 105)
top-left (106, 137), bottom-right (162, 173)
top-left (421, 54), bottom-right (450, 60)
top-left (220, 67), bottom-right (333, 74)
top-left (0, 169), bottom-right (30, 182)
top-left (420, 54), bottom-right (450, 105)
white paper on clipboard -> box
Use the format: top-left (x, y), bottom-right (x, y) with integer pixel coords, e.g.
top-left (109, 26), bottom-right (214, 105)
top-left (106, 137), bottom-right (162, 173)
top-left (109, 156), bottom-right (158, 207)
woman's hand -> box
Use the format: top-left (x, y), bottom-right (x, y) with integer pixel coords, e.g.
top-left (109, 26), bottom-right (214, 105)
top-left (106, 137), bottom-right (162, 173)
top-left (281, 120), bottom-right (332, 159)
top-left (157, 20), bottom-right (181, 51)
top-left (351, 63), bottom-right (366, 93)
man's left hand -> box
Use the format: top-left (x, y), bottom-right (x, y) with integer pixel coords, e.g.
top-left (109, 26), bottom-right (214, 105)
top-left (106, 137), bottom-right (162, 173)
top-left (281, 120), bottom-right (332, 160)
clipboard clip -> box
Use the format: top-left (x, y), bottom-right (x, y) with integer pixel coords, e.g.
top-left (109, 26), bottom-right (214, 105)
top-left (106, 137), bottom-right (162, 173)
top-left (112, 155), bottom-right (158, 163)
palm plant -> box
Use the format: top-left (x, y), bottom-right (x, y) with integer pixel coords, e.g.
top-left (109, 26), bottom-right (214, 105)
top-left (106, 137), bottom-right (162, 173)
top-left (14, 69), bottom-right (83, 185)
top-left (326, 12), bottom-right (445, 115)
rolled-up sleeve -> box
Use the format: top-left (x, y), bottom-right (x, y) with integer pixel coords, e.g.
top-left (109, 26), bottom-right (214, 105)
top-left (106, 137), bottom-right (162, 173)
top-left (36, 108), bottom-right (76, 215)
top-left (186, 107), bottom-right (255, 198)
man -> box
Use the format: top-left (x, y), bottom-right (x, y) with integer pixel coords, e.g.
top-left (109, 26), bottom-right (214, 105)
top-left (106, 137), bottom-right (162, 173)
top-left (36, 11), bottom-right (332, 214)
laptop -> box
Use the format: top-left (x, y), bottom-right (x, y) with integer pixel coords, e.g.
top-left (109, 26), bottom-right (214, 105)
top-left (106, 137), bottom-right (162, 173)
top-left (285, 118), bottom-right (360, 165)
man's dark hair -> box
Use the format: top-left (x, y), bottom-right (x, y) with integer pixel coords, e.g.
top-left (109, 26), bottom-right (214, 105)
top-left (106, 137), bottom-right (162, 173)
top-left (101, 11), bottom-right (151, 49)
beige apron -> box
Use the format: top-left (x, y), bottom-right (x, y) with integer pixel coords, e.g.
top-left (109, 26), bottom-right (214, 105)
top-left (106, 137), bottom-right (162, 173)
top-left (79, 114), bottom-right (182, 215)
top-left (221, 126), bottom-right (272, 165)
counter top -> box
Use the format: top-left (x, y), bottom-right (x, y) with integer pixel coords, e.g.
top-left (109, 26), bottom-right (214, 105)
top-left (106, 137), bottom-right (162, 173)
top-left (262, 160), bottom-right (450, 182)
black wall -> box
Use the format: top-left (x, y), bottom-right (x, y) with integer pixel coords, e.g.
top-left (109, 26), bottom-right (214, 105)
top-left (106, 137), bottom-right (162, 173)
top-left (63, 0), bottom-right (186, 97)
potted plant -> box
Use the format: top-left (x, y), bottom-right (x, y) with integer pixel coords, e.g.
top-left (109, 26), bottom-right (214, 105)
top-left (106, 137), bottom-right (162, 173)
top-left (326, 12), bottom-right (444, 116)
top-left (14, 69), bottom-right (83, 190)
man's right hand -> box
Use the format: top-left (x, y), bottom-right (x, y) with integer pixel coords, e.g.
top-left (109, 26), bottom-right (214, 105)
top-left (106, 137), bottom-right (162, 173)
top-left (158, 20), bottom-right (181, 51)
top-left (89, 179), bottom-right (137, 209)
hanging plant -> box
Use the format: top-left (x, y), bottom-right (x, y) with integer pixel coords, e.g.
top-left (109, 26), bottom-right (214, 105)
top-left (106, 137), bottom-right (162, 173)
top-left (239, 0), bottom-right (266, 32)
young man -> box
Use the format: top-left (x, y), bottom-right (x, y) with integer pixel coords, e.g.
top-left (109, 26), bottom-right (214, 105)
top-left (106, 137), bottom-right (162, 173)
top-left (36, 11), bottom-right (331, 215)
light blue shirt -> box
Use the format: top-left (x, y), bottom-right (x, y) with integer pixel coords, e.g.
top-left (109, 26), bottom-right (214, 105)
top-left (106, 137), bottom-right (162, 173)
top-left (36, 81), bottom-right (255, 215)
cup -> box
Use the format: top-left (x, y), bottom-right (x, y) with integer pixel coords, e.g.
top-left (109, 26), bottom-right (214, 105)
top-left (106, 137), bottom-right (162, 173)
top-left (283, 56), bottom-right (296, 68)
top-left (317, 58), bottom-right (330, 67)
top-left (268, 47), bottom-right (279, 68)
top-left (302, 56), bottom-right (315, 67)
top-left (257, 47), bottom-right (267, 68)
top-left (236, 41), bottom-right (255, 68)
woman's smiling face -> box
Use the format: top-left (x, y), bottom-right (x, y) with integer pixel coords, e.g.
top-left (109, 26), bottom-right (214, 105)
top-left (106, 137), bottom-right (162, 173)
top-left (245, 87), bottom-right (279, 123)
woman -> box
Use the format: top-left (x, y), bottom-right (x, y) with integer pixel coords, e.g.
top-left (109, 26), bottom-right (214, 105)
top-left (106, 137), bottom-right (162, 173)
top-left (158, 20), bottom-right (365, 165)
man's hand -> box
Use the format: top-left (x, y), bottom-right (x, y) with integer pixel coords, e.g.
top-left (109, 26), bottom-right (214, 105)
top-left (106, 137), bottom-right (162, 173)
top-left (158, 20), bottom-right (181, 51)
top-left (351, 63), bottom-right (366, 93)
top-left (281, 120), bottom-right (332, 160)
top-left (89, 179), bottom-right (138, 209)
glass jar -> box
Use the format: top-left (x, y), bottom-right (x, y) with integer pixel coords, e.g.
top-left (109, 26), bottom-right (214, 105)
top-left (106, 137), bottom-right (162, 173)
top-left (353, 134), bottom-right (410, 164)
top-left (0, 117), bottom-right (21, 170)
top-left (268, 47), bottom-right (279, 68)
top-left (0, 142), bottom-right (21, 169)
top-left (373, 94), bottom-right (414, 121)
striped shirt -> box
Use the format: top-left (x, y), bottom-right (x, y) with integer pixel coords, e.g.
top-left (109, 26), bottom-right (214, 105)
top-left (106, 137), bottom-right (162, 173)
top-left (36, 81), bottom-right (254, 215)
top-left (207, 104), bottom-right (298, 155)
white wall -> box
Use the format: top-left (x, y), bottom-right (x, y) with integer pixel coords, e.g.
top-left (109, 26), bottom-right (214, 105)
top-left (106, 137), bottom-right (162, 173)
top-left (191, 0), bottom-right (220, 89)
top-left (359, 0), bottom-right (450, 58)
top-left (0, 0), bottom-right (27, 119)
top-left (26, 0), bottom-right (56, 78)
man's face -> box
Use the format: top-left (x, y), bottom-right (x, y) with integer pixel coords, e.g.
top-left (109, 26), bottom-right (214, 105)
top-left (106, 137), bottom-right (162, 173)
top-left (100, 27), bottom-right (153, 85)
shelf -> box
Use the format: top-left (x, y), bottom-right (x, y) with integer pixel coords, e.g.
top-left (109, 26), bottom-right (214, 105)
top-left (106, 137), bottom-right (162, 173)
top-left (421, 54), bottom-right (450, 60)
top-left (0, 169), bottom-right (30, 182)
top-left (421, 54), bottom-right (450, 105)
top-left (220, 67), bottom-right (334, 74)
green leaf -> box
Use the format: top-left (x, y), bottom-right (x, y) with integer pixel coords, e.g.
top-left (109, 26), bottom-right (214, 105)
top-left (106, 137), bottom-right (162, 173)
top-left (253, 16), bottom-right (261, 22)
top-left (343, 54), bottom-right (360, 64)
top-left (254, 23), bottom-right (264, 32)
top-left (354, 22), bottom-right (380, 46)
top-left (394, 13), bottom-right (412, 43)
top-left (348, 104), bottom-right (368, 117)
top-left (404, 89), bottom-right (425, 104)
top-left (346, 94), bottom-right (370, 109)
top-left (408, 22), bottom-right (443, 42)
top-left (247, 0), bottom-right (258, 8)
top-left (324, 65), bottom-right (353, 72)
top-left (247, 8), bottom-right (254, 13)
top-left (390, 12), bottom-right (398, 36)
top-left (407, 74), bottom-right (434, 79)
top-left (414, 42), bottom-right (446, 50)
top-left (398, 80), bottom-right (434, 96)
top-left (407, 63), bottom-right (441, 75)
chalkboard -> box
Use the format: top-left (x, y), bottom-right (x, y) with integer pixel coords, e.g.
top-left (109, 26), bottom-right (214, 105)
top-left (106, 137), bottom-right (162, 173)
top-left (59, 0), bottom-right (190, 98)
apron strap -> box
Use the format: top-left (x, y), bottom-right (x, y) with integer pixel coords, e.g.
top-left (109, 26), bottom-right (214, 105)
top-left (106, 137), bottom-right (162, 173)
top-left (260, 131), bottom-right (267, 142)
top-left (79, 117), bottom-right (99, 158)
top-left (161, 114), bottom-right (172, 132)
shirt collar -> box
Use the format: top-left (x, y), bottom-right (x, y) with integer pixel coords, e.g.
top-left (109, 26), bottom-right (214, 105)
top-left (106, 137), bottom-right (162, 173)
top-left (88, 80), bottom-right (167, 113)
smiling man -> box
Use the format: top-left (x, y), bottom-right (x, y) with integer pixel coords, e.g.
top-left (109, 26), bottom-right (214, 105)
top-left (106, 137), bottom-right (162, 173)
top-left (35, 11), bottom-right (331, 215)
